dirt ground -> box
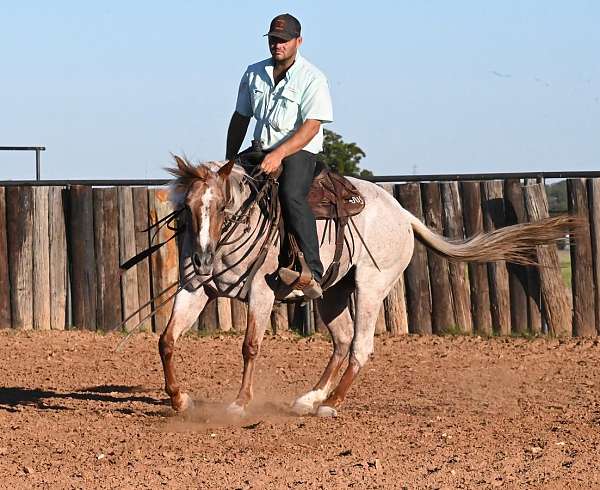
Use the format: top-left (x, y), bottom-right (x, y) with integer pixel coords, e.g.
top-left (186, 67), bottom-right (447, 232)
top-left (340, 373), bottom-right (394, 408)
top-left (1, 330), bottom-right (600, 489)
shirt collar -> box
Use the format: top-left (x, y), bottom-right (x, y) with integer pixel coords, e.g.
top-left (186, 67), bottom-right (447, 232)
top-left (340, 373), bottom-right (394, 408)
top-left (264, 53), bottom-right (303, 86)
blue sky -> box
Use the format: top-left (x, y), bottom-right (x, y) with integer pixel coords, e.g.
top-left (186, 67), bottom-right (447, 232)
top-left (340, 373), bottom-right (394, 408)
top-left (1, 1), bottom-right (598, 180)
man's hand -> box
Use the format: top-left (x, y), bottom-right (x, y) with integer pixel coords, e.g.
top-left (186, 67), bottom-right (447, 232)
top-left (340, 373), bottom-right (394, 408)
top-left (258, 119), bottom-right (321, 175)
top-left (261, 150), bottom-right (284, 175)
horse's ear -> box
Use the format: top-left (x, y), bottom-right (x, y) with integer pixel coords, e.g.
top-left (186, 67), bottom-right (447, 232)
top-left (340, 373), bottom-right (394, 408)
top-left (173, 154), bottom-right (187, 172)
top-left (218, 160), bottom-right (235, 180)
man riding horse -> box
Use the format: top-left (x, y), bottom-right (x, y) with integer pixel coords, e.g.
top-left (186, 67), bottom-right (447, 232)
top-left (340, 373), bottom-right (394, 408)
top-left (225, 13), bottom-right (333, 299)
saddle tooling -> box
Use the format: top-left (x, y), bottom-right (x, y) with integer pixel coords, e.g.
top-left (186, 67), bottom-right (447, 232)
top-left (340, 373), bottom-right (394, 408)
top-left (275, 162), bottom-right (368, 300)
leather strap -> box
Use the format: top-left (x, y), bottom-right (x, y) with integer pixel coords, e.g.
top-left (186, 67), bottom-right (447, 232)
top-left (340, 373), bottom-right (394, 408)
top-left (320, 217), bottom-right (347, 290)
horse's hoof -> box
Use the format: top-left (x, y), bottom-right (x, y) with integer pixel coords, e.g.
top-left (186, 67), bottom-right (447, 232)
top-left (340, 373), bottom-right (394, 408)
top-left (172, 392), bottom-right (194, 413)
top-left (316, 405), bottom-right (338, 418)
top-left (226, 402), bottom-right (246, 418)
top-left (291, 399), bottom-right (315, 416)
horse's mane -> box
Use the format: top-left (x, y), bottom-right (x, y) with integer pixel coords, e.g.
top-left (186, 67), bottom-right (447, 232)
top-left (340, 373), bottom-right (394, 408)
top-left (166, 157), bottom-right (249, 213)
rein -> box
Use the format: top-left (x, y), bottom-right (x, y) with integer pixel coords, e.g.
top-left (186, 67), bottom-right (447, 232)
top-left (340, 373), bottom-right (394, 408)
top-left (118, 170), bottom-right (280, 319)
top-left (119, 173), bottom-right (275, 273)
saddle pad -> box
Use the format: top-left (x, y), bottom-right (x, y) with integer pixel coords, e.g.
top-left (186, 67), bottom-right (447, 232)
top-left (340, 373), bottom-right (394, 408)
top-left (307, 169), bottom-right (366, 219)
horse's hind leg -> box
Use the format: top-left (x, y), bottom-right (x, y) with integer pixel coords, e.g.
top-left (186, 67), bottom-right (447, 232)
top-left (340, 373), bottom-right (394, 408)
top-left (292, 278), bottom-right (354, 415)
top-left (159, 287), bottom-right (208, 412)
top-left (316, 272), bottom-right (392, 417)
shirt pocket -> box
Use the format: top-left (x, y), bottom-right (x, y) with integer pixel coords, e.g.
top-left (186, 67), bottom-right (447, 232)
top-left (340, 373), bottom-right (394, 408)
top-left (270, 85), bottom-right (300, 132)
top-left (250, 87), bottom-right (265, 115)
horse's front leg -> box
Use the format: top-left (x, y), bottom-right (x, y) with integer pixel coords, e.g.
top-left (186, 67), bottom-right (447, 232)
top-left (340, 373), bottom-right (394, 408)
top-left (159, 287), bottom-right (208, 412)
top-left (227, 283), bottom-right (275, 416)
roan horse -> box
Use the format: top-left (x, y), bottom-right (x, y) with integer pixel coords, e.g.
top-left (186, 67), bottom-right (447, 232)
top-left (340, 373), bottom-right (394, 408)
top-left (159, 156), bottom-right (578, 418)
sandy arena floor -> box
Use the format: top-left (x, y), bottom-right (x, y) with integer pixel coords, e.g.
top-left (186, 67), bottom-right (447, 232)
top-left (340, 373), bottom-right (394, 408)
top-left (1, 330), bottom-right (599, 489)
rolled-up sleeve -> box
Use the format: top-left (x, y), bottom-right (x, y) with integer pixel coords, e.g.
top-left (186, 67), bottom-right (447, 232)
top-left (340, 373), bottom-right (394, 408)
top-left (300, 76), bottom-right (333, 124)
top-left (234, 70), bottom-right (252, 117)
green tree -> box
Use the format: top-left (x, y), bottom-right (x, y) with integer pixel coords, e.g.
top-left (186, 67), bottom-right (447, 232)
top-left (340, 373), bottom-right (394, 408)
top-left (545, 180), bottom-right (567, 213)
top-left (318, 129), bottom-right (372, 177)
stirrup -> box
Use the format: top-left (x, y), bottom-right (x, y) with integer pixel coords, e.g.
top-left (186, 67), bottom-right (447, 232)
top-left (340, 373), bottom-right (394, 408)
top-left (278, 268), bottom-right (323, 299)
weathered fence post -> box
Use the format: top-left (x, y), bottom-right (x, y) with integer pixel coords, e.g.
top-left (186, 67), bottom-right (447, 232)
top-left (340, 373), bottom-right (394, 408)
top-left (0, 187), bottom-right (11, 328)
top-left (567, 179), bottom-right (596, 336)
top-left (375, 303), bottom-right (387, 335)
top-left (504, 179), bottom-right (529, 334)
top-left (7, 186), bottom-right (34, 330)
top-left (149, 189), bottom-right (179, 333)
top-left (524, 179), bottom-right (543, 334)
top-left (589, 179), bottom-right (600, 333)
top-left (49, 187), bottom-right (67, 330)
top-left (397, 183), bottom-right (432, 334)
top-left (231, 299), bottom-right (248, 333)
top-left (380, 184), bottom-right (408, 336)
top-left (481, 181), bottom-right (511, 335)
top-left (32, 187), bottom-right (51, 330)
top-left (198, 299), bottom-right (219, 332)
top-left (118, 187), bottom-right (141, 331)
top-left (270, 301), bottom-right (288, 334)
top-left (421, 182), bottom-right (454, 333)
top-left (523, 183), bottom-right (572, 336)
top-left (132, 187), bottom-right (153, 332)
top-left (93, 188), bottom-right (122, 331)
top-left (68, 186), bottom-right (98, 330)
top-left (218, 298), bottom-right (234, 332)
top-left (440, 182), bottom-right (472, 334)
top-left (461, 181), bottom-right (493, 335)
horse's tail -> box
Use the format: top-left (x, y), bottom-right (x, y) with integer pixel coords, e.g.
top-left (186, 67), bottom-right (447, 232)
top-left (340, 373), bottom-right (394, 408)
top-left (408, 213), bottom-right (584, 266)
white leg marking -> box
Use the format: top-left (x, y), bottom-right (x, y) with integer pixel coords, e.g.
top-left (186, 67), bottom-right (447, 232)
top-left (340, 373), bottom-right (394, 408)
top-left (175, 393), bottom-right (194, 412)
top-left (291, 388), bottom-right (330, 415)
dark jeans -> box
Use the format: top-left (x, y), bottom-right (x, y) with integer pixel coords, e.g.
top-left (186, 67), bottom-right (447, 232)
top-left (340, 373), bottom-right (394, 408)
top-left (278, 150), bottom-right (323, 282)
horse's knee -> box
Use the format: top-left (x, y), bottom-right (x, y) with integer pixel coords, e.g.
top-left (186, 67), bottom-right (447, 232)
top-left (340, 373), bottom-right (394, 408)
top-left (242, 339), bottom-right (259, 359)
top-left (159, 332), bottom-right (174, 358)
top-left (351, 342), bottom-right (374, 368)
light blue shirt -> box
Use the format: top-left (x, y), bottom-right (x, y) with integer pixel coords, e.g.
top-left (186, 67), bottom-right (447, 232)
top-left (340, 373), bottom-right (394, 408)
top-left (235, 54), bottom-right (333, 154)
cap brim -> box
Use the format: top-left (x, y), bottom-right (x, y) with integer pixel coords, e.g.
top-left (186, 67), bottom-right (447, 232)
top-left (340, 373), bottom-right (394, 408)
top-left (264, 31), bottom-right (294, 41)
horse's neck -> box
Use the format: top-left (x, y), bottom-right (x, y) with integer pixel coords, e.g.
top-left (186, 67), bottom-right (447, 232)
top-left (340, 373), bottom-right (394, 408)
top-left (216, 181), bottom-right (277, 273)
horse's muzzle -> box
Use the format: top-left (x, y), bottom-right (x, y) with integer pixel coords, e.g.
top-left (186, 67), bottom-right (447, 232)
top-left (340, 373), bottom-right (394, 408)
top-left (192, 250), bottom-right (214, 276)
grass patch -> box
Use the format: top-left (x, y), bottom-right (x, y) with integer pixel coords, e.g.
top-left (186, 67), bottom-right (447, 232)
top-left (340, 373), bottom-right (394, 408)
top-left (557, 248), bottom-right (572, 289)
top-left (438, 325), bottom-right (471, 337)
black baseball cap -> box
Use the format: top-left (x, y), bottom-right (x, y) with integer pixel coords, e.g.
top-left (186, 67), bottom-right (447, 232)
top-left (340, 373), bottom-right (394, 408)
top-left (264, 13), bottom-right (301, 41)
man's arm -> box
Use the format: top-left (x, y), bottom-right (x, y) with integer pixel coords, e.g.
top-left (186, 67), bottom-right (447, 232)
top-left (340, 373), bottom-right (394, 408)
top-left (226, 111), bottom-right (251, 159)
top-left (260, 119), bottom-right (321, 174)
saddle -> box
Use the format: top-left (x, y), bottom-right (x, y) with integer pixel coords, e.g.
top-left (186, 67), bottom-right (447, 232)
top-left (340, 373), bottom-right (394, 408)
top-left (307, 161), bottom-right (365, 219)
top-left (295, 163), bottom-right (365, 293)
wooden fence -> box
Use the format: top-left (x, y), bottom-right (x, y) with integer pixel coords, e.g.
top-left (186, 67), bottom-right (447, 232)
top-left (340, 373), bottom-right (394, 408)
top-left (0, 177), bottom-right (599, 337)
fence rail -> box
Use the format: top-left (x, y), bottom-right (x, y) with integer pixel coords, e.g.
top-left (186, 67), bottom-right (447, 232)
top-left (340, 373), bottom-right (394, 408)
top-left (3, 169), bottom-right (600, 187)
top-left (0, 146), bottom-right (46, 181)
top-left (0, 175), bottom-right (599, 336)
